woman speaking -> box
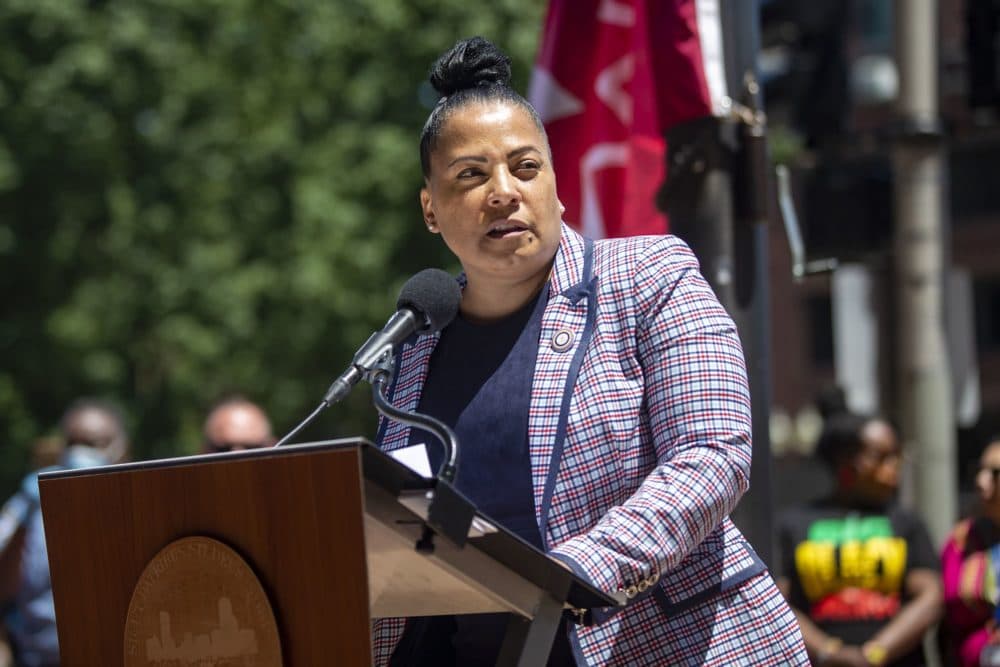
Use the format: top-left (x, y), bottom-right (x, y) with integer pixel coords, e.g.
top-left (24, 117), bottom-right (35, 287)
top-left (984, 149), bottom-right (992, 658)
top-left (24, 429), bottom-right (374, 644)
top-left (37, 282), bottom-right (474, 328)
top-left (374, 36), bottom-right (807, 666)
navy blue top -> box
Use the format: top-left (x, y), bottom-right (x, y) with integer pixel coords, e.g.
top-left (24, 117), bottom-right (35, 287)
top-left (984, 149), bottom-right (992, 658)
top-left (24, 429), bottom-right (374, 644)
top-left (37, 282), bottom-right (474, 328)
top-left (406, 287), bottom-right (547, 548)
top-left (393, 286), bottom-right (576, 667)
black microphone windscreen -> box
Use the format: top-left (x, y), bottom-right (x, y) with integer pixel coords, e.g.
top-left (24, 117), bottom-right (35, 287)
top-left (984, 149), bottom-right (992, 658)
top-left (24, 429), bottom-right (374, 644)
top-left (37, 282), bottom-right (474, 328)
top-left (396, 268), bottom-right (462, 333)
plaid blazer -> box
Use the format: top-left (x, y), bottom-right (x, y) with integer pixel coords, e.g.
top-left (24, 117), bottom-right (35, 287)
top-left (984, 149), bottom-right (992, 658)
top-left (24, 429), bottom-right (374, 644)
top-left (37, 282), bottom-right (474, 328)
top-left (373, 224), bottom-right (775, 665)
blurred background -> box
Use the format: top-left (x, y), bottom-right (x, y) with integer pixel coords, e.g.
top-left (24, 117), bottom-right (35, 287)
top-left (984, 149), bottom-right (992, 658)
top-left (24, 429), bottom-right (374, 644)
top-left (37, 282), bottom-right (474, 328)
top-left (0, 0), bottom-right (545, 493)
top-left (760, 0), bottom-right (1000, 519)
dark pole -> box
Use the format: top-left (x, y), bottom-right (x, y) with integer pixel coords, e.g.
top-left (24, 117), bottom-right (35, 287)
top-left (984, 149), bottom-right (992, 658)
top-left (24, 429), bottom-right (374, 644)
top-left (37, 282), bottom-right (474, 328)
top-left (658, 0), bottom-right (775, 565)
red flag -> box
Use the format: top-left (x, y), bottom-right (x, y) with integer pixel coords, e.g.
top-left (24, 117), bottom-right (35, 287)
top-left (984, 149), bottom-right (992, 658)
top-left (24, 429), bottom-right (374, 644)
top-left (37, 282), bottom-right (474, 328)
top-left (529, 0), bottom-right (729, 238)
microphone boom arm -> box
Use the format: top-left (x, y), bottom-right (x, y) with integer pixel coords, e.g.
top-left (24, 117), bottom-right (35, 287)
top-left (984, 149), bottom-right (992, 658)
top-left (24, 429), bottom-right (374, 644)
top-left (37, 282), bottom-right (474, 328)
top-left (370, 368), bottom-right (459, 483)
top-left (275, 268), bottom-right (462, 459)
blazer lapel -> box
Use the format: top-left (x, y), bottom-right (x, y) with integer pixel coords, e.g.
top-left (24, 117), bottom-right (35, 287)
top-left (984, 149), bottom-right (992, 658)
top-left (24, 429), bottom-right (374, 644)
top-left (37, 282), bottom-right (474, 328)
top-left (377, 332), bottom-right (439, 453)
top-left (529, 224), bottom-right (597, 548)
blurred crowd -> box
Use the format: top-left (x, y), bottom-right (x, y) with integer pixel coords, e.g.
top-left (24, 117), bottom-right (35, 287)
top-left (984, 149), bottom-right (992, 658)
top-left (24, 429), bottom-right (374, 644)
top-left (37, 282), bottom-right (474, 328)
top-left (0, 395), bottom-right (273, 667)
top-left (772, 387), bottom-right (1000, 666)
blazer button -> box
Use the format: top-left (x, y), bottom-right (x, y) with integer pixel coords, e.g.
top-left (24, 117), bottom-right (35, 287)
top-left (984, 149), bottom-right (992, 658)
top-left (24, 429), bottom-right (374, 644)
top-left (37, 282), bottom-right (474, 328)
top-left (551, 328), bottom-right (575, 352)
top-left (637, 580), bottom-right (649, 592)
top-left (624, 585), bottom-right (638, 599)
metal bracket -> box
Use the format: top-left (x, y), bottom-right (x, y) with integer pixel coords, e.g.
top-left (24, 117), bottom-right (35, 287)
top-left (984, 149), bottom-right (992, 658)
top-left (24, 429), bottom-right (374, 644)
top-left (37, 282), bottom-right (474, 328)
top-left (775, 165), bottom-right (839, 281)
top-left (365, 349), bottom-right (397, 386)
top-left (719, 93), bottom-right (767, 131)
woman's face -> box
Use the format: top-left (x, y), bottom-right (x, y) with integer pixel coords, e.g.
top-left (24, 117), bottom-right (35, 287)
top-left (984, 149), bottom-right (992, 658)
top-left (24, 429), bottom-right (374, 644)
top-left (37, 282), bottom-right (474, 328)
top-left (420, 101), bottom-right (564, 290)
top-left (851, 419), bottom-right (902, 506)
top-left (975, 441), bottom-right (1000, 509)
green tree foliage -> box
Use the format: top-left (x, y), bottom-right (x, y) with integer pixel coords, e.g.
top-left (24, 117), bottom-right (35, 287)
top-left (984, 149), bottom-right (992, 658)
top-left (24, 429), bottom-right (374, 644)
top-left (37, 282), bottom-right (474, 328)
top-left (0, 0), bottom-right (544, 489)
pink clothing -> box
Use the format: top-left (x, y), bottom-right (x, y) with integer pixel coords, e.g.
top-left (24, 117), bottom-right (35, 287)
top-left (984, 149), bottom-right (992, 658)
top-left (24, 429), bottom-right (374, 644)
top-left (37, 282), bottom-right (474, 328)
top-left (941, 517), bottom-right (1000, 666)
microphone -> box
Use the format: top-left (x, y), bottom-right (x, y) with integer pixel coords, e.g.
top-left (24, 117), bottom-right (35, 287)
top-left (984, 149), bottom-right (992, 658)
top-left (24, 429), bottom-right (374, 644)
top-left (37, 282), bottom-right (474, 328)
top-left (273, 268), bottom-right (460, 448)
top-left (322, 268), bottom-right (461, 405)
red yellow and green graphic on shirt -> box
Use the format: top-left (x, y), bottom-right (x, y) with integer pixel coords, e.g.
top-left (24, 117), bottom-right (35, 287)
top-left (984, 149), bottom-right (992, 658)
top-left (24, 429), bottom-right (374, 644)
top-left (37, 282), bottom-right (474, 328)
top-left (795, 514), bottom-right (907, 622)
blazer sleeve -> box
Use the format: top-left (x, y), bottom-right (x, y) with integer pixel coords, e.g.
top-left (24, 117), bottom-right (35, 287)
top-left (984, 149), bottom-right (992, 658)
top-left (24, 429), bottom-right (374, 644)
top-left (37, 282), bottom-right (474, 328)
top-left (549, 237), bottom-right (753, 609)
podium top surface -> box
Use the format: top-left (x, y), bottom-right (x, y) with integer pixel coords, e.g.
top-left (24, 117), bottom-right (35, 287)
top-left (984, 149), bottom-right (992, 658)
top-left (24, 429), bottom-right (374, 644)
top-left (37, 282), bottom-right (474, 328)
top-left (40, 438), bottom-right (620, 613)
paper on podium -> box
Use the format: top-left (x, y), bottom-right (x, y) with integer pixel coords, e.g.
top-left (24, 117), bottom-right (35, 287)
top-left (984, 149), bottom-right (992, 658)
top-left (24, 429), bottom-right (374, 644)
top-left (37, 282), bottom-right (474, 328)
top-left (388, 443), bottom-right (433, 478)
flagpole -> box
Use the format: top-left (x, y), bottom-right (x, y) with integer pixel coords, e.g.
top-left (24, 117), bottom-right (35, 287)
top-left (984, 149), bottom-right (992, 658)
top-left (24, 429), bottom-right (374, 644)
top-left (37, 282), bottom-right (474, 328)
top-left (659, 0), bottom-right (776, 565)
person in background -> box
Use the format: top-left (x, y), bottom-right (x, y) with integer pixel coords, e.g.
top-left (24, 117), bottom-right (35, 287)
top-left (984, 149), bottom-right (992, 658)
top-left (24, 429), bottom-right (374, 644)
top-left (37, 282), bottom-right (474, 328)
top-left (200, 396), bottom-right (275, 454)
top-left (776, 411), bottom-right (942, 666)
top-left (0, 398), bottom-right (130, 667)
top-left (940, 434), bottom-right (1000, 666)
top-left (373, 35), bottom-right (807, 666)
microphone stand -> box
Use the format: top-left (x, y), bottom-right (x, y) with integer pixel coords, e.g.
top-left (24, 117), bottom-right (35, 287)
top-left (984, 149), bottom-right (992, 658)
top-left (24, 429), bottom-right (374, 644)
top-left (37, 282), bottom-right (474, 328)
top-left (275, 341), bottom-right (474, 547)
top-left (276, 348), bottom-right (460, 486)
top-left (367, 355), bottom-right (472, 552)
top-left (369, 363), bottom-right (459, 484)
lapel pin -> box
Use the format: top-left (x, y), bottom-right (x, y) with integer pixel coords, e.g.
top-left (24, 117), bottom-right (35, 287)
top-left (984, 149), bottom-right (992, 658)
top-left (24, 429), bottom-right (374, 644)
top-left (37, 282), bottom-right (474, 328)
top-left (551, 329), bottom-right (575, 352)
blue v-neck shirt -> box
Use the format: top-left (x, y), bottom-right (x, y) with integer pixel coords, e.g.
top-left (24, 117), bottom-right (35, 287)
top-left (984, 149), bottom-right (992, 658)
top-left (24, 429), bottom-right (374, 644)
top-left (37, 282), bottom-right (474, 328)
top-left (407, 286), bottom-right (547, 549)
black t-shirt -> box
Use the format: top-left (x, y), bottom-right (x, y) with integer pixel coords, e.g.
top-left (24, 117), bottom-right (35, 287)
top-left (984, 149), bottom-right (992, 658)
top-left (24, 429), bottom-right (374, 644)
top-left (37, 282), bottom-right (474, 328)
top-left (776, 500), bottom-right (940, 666)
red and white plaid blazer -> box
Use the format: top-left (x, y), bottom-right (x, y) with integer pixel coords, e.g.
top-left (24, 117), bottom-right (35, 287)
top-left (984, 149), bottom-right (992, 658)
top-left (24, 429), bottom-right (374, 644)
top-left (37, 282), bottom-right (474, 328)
top-left (372, 224), bottom-right (795, 665)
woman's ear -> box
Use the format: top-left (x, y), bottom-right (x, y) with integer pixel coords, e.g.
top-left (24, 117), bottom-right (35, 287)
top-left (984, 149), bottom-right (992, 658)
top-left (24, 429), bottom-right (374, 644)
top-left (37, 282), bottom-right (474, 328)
top-left (558, 199), bottom-right (566, 216)
top-left (420, 188), bottom-right (439, 233)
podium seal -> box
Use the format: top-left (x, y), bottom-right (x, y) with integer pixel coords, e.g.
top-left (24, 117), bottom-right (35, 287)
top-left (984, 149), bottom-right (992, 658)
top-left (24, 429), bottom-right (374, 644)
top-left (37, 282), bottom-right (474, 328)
top-left (124, 536), bottom-right (282, 666)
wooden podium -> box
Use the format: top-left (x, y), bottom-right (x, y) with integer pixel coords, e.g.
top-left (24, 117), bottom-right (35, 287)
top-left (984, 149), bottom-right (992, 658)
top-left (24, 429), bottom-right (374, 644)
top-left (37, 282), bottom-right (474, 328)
top-left (39, 439), bottom-right (619, 666)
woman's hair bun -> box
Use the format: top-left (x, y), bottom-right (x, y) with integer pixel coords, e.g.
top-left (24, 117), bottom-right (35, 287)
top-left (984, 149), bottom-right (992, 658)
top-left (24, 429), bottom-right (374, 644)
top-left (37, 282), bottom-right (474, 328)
top-left (429, 36), bottom-right (512, 97)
